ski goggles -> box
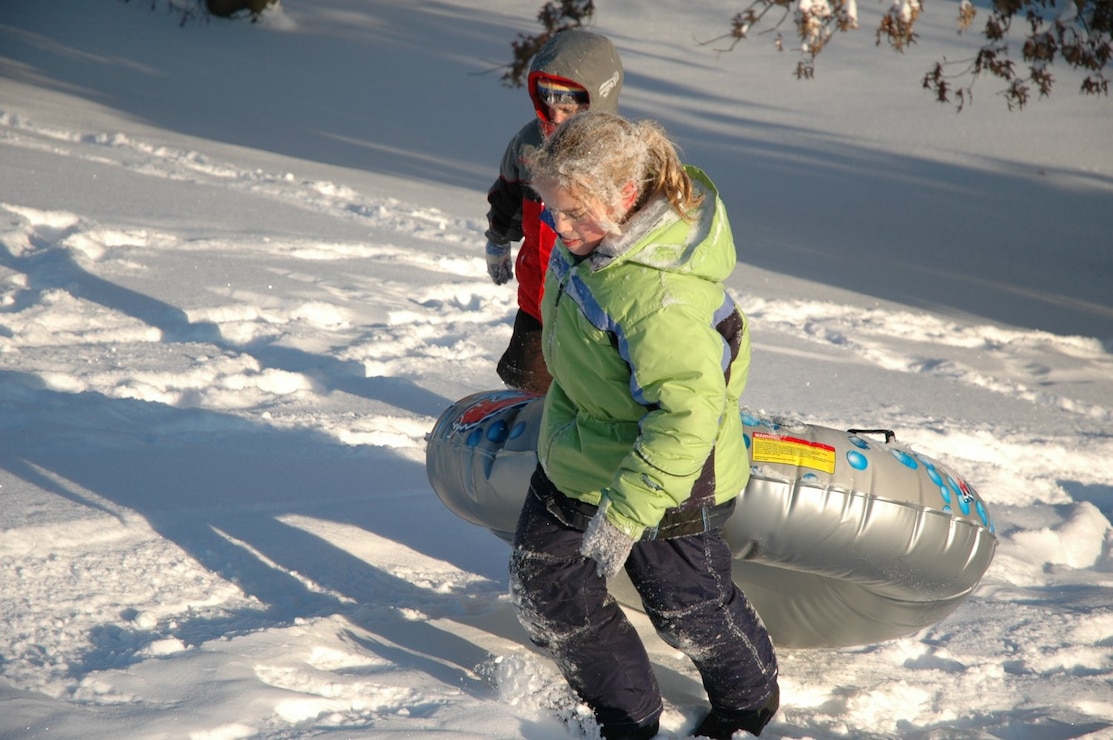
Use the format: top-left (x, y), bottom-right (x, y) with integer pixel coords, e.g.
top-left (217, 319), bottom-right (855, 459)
top-left (536, 79), bottom-right (589, 108)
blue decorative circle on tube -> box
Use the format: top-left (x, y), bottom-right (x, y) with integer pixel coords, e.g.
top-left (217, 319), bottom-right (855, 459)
top-left (891, 449), bottom-right (919, 470)
top-left (487, 420), bottom-right (508, 443)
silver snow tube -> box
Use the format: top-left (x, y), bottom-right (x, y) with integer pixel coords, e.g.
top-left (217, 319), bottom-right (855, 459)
top-left (426, 390), bottom-right (998, 648)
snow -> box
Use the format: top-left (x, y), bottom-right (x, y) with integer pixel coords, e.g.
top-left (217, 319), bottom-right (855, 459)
top-left (1, 0), bottom-right (1111, 737)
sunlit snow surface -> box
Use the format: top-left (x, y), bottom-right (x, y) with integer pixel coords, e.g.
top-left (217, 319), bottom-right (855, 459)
top-left (1, 0), bottom-right (1111, 737)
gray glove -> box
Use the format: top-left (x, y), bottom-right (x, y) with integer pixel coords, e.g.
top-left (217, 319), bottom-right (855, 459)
top-left (580, 507), bottom-right (636, 579)
top-left (485, 240), bottom-right (513, 285)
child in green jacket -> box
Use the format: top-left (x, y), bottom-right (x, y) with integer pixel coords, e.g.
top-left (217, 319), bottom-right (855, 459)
top-left (508, 111), bottom-right (780, 739)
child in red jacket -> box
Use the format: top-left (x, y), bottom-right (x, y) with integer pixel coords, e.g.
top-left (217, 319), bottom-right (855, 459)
top-left (484, 30), bottom-right (623, 393)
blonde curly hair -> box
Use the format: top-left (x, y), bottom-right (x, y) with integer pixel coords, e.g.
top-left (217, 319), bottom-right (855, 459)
top-left (526, 112), bottom-right (702, 235)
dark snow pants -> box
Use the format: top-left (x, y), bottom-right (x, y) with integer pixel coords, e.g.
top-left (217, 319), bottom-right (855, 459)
top-left (509, 470), bottom-right (780, 736)
top-left (496, 309), bottom-right (552, 395)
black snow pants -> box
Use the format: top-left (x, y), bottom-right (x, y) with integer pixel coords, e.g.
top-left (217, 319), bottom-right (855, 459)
top-left (496, 309), bottom-right (552, 395)
top-left (509, 468), bottom-right (779, 737)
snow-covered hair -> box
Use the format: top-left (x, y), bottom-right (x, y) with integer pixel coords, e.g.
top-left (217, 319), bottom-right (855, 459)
top-left (526, 112), bottom-right (702, 235)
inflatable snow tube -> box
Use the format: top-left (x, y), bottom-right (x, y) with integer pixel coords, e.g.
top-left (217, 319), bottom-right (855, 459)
top-left (426, 390), bottom-right (998, 648)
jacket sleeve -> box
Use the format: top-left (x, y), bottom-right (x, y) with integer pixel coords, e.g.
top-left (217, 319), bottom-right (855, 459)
top-left (485, 127), bottom-right (529, 245)
top-left (602, 297), bottom-right (732, 539)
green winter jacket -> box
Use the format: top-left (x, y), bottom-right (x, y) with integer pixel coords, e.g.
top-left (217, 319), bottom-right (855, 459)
top-left (537, 167), bottom-right (751, 541)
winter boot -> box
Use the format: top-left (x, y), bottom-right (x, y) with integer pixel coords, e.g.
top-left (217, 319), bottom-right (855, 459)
top-left (693, 686), bottom-right (779, 738)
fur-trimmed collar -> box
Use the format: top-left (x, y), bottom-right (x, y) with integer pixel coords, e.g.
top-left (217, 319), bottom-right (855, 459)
top-left (587, 193), bottom-right (676, 271)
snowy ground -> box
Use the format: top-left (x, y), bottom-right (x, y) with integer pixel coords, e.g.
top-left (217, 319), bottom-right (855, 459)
top-left (1, 0), bottom-right (1111, 738)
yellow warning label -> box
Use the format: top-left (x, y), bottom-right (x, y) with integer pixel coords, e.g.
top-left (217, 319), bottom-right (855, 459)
top-left (751, 432), bottom-right (836, 474)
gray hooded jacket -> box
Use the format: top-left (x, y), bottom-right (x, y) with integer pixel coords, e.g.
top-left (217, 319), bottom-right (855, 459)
top-left (485, 30), bottom-right (624, 247)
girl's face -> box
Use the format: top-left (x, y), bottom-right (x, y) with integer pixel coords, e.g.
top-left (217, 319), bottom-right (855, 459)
top-left (538, 184), bottom-right (612, 256)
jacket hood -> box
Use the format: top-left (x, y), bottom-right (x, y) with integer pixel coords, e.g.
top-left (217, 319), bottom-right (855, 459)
top-left (528, 30), bottom-right (623, 132)
top-left (587, 167), bottom-right (736, 283)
